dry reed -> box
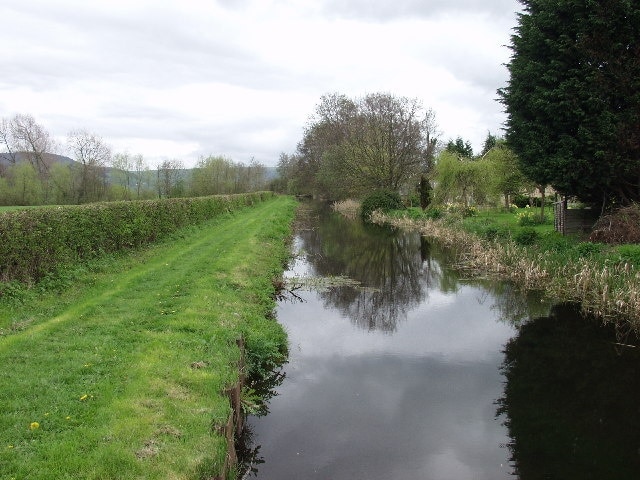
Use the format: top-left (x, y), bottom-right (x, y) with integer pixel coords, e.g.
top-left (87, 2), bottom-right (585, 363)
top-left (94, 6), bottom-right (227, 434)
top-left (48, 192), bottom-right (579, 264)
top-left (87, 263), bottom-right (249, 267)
top-left (331, 199), bottom-right (361, 220)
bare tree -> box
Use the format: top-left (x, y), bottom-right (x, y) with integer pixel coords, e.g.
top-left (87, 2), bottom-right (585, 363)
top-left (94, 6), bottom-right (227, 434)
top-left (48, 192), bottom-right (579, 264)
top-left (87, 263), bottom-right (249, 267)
top-left (157, 159), bottom-right (184, 198)
top-left (132, 154), bottom-right (150, 199)
top-left (10, 114), bottom-right (53, 176)
top-left (285, 93), bottom-right (439, 199)
top-left (67, 129), bottom-right (111, 203)
top-left (111, 152), bottom-right (134, 199)
top-left (0, 117), bottom-right (17, 165)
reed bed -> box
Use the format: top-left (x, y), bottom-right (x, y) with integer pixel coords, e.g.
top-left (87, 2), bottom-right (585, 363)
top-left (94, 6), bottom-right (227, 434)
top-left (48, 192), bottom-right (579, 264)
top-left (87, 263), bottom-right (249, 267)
top-left (331, 199), bottom-right (361, 220)
top-left (371, 211), bottom-right (640, 330)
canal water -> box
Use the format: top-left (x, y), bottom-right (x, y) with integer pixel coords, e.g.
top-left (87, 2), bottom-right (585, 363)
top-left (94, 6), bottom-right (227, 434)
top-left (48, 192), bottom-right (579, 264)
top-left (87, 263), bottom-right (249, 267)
top-left (240, 203), bottom-right (640, 479)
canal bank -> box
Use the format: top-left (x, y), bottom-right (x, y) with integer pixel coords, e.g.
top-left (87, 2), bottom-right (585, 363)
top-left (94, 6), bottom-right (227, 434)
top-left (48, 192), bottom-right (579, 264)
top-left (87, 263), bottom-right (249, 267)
top-left (371, 211), bottom-right (640, 330)
top-left (239, 202), bottom-right (640, 478)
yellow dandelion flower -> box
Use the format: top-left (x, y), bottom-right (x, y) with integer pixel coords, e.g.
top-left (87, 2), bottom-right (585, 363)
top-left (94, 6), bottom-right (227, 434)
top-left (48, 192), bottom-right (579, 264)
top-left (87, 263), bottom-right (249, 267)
top-left (29, 422), bottom-right (40, 430)
top-left (79, 394), bottom-right (88, 401)
top-left (65, 416), bottom-right (71, 420)
top-left (8, 445), bottom-right (14, 449)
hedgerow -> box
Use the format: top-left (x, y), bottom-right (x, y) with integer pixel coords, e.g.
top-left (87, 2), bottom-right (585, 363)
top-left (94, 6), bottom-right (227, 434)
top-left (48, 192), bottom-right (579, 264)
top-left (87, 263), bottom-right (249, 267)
top-left (0, 192), bottom-right (274, 284)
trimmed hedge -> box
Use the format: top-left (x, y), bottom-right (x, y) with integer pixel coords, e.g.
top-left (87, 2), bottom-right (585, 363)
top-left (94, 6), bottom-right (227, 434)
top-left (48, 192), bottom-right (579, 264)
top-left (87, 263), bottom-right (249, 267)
top-left (0, 192), bottom-right (275, 283)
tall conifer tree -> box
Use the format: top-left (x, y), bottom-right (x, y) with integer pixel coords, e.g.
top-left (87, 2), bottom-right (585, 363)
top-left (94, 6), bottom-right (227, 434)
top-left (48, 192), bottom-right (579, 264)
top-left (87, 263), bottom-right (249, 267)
top-left (500, 0), bottom-right (640, 207)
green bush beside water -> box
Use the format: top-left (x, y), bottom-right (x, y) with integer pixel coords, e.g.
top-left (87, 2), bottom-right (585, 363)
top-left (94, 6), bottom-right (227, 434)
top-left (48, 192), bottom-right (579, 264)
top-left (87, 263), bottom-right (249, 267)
top-left (0, 192), bottom-right (274, 284)
top-left (360, 189), bottom-right (404, 221)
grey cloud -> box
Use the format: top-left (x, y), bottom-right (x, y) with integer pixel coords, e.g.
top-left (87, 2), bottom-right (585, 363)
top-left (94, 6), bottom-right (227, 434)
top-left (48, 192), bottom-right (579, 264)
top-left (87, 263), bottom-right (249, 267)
top-left (321, 0), bottom-right (520, 23)
top-left (2, 0), bottom-right (295, 92)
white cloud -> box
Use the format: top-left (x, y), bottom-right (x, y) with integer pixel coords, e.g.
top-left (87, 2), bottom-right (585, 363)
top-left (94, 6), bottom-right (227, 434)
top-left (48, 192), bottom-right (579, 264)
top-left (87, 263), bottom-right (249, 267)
top-left (0, 0), bottom-right (520, 167)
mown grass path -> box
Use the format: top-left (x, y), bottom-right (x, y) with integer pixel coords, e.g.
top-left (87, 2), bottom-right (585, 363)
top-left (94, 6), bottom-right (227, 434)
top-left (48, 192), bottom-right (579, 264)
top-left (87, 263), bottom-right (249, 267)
top-left (0, 196), bottom-right (297, 479)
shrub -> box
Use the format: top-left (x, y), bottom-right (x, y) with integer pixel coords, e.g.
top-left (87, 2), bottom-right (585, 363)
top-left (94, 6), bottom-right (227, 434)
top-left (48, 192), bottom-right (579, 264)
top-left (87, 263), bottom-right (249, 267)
top-left (516, 208), bottom-right (547, 226)
top-left (424, 208), bottom-right (442, 220)
top-left (0, 192), bottom-right (274, 284)
top-left (360, 189), bottom-right (404, 221)
top-left (574, 242), bottom-right (604, 258)
top-left (480, 225), bottom-right (510, 241)
top-left (514, 227), bottom-right (539, 246)
top-left (537, 232), bottom-right (573, 253)
top-left (617, 244), bottom-right (640, 266)
top-left (513, 194), bottom-right (530, 208)
top-left (461, 206), bottom-right (478, 218)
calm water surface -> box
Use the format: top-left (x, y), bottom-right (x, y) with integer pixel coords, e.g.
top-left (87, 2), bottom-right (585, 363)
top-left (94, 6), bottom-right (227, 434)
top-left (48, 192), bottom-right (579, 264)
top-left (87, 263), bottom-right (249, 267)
top-left (241, 203), bottom-right (640, 479)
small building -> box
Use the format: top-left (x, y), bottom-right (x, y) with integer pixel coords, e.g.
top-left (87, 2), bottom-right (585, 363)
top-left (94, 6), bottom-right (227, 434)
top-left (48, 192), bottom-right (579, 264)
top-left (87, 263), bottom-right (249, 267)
top-left (553, 198), bottom-right (600, 236)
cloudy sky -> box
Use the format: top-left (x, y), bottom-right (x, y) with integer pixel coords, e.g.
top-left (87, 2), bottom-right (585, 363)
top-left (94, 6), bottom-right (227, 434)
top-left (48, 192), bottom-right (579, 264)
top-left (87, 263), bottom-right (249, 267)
top-left (1, 0), bottom-right (520, 168)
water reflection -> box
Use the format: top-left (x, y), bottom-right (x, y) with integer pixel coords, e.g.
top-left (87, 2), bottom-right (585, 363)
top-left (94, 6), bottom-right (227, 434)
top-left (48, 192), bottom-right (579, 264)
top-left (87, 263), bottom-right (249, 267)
top-left (297, 203), bottom-right (458, 332)
top-left (497, 303), bottom-right (640, 479)
top-left (242, 203), bottom-right (640, 479)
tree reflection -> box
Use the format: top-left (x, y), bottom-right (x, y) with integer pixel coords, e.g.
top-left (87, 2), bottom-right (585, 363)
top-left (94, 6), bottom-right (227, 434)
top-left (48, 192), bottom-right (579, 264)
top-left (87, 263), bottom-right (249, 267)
top-left (296, 203), bottom-right (455, 332)
top-left (235, 365), bottom-right (286, 477)
top-left (497, 303), bottom-right (640, 479)
top-left (475, 281), bottom-right (551, 326)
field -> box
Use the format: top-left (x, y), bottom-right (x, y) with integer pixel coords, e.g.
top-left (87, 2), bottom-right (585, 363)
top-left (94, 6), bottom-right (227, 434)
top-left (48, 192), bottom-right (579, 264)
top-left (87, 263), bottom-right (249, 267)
top-left (0, 195), bottom-right (297, 479)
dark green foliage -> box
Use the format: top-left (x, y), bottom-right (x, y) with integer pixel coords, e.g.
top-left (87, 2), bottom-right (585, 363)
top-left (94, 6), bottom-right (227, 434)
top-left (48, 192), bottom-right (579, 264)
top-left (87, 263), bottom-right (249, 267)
top-left (574, 241), bottom-right (604, 258)
top-left (418, 174), bottom-right (432, 210)
top-left (499, 304), bottom-right (640, 478)
top-left (278, 93), bottom-right (438, 199)
top-left (617, 244), bottom-right (640, 266)
top-left (536, 231), bottom-right (573, 254)
top-left (513, 194), bottom-right (530, 208)
top-left (514, 227), bottom-right (539, 246)
top-left (423, 208), bottom-right (442, 220)
top-left (0, 192), bottom-right (275, 283)
top-left (481, 225), bottom-right (511, 242)
top-left (360, 189), bottom-right (404, 221)
top-left (445, 137), bottom-right (474, 158)
top-left (500, 0), bottom-right (640, 206)
top-left (480, 132), bottom-right (498, 157)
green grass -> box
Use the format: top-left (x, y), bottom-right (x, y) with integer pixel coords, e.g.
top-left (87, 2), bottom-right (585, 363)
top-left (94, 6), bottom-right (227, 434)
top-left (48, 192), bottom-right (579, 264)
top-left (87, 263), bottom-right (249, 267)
top-left (0, 196), bottom-right (297, 479)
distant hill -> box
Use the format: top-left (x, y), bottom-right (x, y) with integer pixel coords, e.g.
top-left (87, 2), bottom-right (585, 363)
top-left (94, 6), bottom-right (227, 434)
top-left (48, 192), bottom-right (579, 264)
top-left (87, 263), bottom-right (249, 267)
top-left (264, 166), bottom-right (278, 180)
top-left (0, 151), bottom-right (76, 167)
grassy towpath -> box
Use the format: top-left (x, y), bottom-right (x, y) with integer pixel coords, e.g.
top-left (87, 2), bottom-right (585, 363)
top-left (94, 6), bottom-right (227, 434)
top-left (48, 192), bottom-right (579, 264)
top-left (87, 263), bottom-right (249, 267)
top-left (0, 196), bottom-right (297, 480)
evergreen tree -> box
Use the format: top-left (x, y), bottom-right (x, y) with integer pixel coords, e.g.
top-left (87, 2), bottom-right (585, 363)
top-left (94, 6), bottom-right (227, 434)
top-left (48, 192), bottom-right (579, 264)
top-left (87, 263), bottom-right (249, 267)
top-left (500, 0), bottom-right (640, 207)
top-left (445, 137), bottom-right (474, 159)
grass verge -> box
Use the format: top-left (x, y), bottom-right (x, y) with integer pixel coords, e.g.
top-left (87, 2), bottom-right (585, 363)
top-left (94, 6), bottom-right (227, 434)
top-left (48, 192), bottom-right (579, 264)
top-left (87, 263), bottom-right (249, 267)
top-left (0, 195), bottom-right (297, 480)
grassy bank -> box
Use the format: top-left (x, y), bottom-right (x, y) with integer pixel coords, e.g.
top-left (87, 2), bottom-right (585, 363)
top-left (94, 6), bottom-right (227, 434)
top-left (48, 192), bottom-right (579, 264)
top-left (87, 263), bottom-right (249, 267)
top-left (0, 195), bottom-right (297, 479)
top-left (373, 207), bottom-right (640, 330)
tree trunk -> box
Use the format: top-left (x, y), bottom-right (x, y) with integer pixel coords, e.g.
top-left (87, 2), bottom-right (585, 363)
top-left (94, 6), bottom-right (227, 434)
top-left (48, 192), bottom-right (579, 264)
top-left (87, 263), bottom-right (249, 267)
top-left (539, 185), bottom-right (546, 222)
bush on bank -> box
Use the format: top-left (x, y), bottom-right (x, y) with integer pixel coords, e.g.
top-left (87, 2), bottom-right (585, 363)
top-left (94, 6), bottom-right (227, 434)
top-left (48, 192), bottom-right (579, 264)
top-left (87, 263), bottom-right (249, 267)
top-left (360, 189), bottom-right (404, 221)
top-left (0, 192), bottom-right (274, 284)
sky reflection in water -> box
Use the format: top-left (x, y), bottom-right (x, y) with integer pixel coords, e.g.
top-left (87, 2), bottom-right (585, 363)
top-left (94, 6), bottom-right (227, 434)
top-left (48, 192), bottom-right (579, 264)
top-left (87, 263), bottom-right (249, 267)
top-left (245, 206), bottom-right (539, 479)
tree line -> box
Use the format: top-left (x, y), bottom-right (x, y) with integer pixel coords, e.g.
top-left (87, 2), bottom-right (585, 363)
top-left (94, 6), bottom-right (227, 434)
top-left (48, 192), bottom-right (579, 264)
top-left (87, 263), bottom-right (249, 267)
top-left (277, 1), bottom-right (639, 216)
top-left (273, 92), bottom-right (531, 211)
top-left (0, 114), bottom-right (270, 206)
